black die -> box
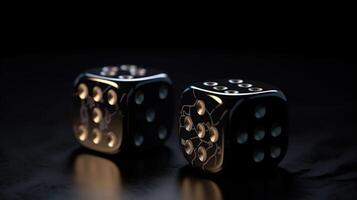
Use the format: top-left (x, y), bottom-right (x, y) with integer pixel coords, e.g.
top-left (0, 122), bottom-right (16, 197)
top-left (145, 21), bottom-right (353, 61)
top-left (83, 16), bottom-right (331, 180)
top-left (178, 79), bottom-right (288, 173)
top-left (73, 65), bottom-right (173, 154)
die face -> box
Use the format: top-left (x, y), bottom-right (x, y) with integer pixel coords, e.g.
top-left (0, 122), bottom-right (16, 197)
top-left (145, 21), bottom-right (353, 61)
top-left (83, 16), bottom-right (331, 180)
top-left (179, 79), bottom-right (288, 172)
top-left (73, 65), bottom-right (173, 154)
top-left (190, 79), bottom-right (279, 96)
top-left (227, 93), bottom-right (288, 169)
top-left (179, 88), bottom-right (229, 173)
top-left (85, 64), bottom-right (165, 80)
top-left (126, 79), bottom-right (173, 150)
top-left (73, 75), bottom-right (127, 154)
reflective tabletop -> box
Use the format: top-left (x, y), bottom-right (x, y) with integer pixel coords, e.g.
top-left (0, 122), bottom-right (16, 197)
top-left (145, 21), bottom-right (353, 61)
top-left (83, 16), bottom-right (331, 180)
top-left (1, 50), bottom-right (356, 200)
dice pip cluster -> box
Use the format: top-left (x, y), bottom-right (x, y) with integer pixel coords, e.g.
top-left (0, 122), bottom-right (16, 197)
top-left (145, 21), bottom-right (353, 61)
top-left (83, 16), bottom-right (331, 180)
top-left (178, 79), bottom-right (288, 172)
top-left (72, 65), bottom-right (288, 173)
top-left (72, 65), bottom-right (173, 154)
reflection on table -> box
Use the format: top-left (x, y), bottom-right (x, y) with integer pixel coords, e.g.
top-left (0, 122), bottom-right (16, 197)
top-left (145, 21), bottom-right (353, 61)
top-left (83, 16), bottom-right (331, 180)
top-left (70, 146), bottom-right (172, 200)
top-left (73, 153), bottom-right (122, 200)
top-left (180, 175), bottom-right (223, 200)
top-left (178, 166), bottom-right (292, 200)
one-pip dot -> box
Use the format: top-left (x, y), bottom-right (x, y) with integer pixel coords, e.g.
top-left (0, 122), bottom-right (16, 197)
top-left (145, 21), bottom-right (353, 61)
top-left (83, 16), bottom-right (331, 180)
top-left (134, 134), bottom-right (144, 146)
top-left (254, 128), bottom-right (265, 141)
top-left (254, 105), bottom-right (266, 119)
top-left (236, 131), bottom-right (248, 144)
top-left (253, 150), bottom-right (265, 163)
top-left (135, 91), bottom-right (144, 105)
top-left (146, 109), bottom-right (156, 122)
top-left (271, 124), bottom-right (282, 137)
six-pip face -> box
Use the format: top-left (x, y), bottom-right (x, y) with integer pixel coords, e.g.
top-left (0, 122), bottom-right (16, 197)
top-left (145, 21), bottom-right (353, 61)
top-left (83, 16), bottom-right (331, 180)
top-left (178, 79), bottom-right (288, 173)
top-left (72, 65), bottom-right (173, 154)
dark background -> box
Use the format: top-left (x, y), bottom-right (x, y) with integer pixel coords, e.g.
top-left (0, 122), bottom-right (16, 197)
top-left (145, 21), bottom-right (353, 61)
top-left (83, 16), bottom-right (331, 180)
top-left (1, 47), bottom-right (356, 199)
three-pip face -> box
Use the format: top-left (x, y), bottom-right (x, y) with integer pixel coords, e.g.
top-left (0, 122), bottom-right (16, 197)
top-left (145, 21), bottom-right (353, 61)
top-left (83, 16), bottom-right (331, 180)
top-left (179, 79), bottom-right (288, 173)
top-left (72, 65), bottom-right (173, 154)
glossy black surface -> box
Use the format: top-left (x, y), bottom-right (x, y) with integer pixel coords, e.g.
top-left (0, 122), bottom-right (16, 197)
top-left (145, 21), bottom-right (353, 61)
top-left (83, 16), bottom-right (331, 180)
top-left (179, 79), bottom-right (288, 172)
top-left (72, 66), bottom-right (173, 153)
top-left (1, 49), bottom-right (357, 199)
top-left (229, 95), bottom-right (288, 169)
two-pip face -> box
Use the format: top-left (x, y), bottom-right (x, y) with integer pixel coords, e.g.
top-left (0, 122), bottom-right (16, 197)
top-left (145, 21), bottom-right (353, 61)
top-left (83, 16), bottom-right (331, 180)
top-left (72, 65), bottom-right (173, 154)
top-left (178, 79), bottom-right (288, 172)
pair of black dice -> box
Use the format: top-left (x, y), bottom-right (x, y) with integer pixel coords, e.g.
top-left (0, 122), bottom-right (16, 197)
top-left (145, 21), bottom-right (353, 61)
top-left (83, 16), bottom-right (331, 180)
top-left (72, 65), bottom-right (288, 173)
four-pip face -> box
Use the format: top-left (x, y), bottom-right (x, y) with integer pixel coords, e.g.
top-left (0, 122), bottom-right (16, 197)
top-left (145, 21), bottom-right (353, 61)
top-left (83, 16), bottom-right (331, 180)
top-left (179, 79), bottom-right (288, 173)
top-left (72, 65), bottom-right (173, 154)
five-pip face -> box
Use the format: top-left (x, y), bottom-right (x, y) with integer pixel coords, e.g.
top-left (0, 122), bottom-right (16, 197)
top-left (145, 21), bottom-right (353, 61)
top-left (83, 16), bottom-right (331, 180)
top-left (72, 65), bottom-right (173, 154)
top-left (179, 79), bottom-right (288, 173)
